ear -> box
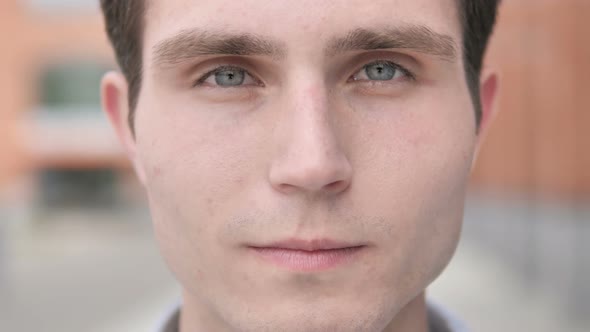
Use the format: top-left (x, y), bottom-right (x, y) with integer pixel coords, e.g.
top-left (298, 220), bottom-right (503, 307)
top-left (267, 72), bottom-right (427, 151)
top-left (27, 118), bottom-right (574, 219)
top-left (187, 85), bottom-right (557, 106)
top-left (472, 69), bottom-right (499, 168)
top-left (101, 71), bottom-right (147, 185)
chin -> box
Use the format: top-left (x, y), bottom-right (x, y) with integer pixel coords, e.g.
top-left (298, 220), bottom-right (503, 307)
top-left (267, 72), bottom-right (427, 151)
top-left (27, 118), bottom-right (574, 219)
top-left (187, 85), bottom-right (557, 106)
top-left (219, 294), bottom-right (400, 332)
top-left (230, 313), bottom-right (390, 332)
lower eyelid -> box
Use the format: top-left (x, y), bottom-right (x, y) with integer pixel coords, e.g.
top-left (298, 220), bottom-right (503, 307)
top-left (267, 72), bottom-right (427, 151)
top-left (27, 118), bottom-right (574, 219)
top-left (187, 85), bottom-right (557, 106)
top-left (350, 73), bottom-right (411, 83)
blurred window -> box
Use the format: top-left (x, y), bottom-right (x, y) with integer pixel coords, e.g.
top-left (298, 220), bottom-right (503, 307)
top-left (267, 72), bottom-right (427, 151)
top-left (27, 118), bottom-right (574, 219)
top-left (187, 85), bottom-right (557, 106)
top-left (39, 61), bottom-right (107, 114)
top-left (39, 168), bottom-right (119, 209)
top-left (33, 61), bottom-right (121, 211)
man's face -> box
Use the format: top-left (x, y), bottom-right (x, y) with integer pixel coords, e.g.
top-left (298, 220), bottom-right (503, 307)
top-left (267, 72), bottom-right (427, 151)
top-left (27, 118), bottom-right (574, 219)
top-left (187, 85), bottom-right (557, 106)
top-left (124, 0), bottom-right (479, 330)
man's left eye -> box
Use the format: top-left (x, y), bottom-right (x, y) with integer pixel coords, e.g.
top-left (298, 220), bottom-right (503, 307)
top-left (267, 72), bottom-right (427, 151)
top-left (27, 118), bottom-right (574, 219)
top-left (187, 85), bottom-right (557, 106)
top-left (196, 66), bottom-right (259, 87)
top-left (351, 61), bottom-right (410, 82)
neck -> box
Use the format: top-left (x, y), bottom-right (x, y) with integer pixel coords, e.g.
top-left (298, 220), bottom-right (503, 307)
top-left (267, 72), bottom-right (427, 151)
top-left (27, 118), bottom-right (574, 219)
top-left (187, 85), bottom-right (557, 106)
top-left (382, 292), bottom-right (429, 332)
top-left (180, 291), bottom-right (429, 332)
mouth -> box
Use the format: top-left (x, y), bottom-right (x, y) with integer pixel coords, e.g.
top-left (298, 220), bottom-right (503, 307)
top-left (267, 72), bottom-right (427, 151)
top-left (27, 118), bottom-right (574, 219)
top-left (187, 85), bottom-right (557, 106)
top-left (247, 238), bottom-right (368, 272)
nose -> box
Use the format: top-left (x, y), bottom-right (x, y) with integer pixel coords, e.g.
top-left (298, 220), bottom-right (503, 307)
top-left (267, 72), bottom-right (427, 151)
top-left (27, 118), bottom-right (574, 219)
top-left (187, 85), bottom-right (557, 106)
top-left (268, 83), bottom-right (353, 196)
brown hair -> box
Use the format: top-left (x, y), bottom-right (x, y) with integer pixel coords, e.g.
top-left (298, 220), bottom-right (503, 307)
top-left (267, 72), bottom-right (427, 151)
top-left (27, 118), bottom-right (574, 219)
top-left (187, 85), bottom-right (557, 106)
top-left (100, 0), bottom-right (500, 134)
top-left (100, 0), bottom-right (145, 133)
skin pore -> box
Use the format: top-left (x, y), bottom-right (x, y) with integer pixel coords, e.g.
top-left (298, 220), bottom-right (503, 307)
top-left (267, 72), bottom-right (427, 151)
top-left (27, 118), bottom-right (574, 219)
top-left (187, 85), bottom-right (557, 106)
top-left (101, 0), bottom-right (498, 331)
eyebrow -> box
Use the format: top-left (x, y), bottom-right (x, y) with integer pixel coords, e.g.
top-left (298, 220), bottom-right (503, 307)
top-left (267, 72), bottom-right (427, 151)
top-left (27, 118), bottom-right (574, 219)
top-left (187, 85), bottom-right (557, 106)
top-left (152, 24), bottom-right (458, 68)
top-left (152, 29), bottom-right (287, 67)
top-left (326, 25), bottom-right (458, 61)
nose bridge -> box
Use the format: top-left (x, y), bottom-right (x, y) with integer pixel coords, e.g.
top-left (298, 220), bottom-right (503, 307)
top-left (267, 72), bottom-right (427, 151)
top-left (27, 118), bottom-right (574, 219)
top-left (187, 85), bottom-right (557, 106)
top-left (292, 81), bottom-right (331, 149)
top-left (268, 75), bottom-right (352, 195)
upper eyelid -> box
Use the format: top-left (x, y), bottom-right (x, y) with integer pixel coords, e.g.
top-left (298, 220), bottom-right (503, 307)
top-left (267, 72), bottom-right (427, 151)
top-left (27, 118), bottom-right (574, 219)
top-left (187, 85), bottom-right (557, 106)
top-left (348, 50), bottom-right (420, 73)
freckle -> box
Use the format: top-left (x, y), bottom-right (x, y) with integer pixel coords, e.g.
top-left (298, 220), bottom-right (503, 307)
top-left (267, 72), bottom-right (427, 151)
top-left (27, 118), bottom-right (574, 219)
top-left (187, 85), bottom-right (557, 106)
top-left (152, 165), bottom-right (163, 177)
top-left (234, 177), bottom-right (244, 186)
top-left (306, 86), bottom-right (322, 103)
top-left (206, 197), bottom-right (215, 217)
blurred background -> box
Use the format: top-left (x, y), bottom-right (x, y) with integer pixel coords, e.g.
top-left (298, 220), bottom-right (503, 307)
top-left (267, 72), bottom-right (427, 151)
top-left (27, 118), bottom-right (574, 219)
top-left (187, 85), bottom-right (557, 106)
top-left (0, 0), bottom-right (588, 331)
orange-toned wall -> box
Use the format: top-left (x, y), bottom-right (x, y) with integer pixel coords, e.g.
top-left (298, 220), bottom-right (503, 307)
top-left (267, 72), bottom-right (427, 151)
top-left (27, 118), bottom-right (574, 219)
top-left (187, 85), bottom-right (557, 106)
top-left (0, 1), bottom-right (115, 188)
top-left (471, 0), bottom-right (590, 198)
top-left (0, 1), bottom-right (33, 187)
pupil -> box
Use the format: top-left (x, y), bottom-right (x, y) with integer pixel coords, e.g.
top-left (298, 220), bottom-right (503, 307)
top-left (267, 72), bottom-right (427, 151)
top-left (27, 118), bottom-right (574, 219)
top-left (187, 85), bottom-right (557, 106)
top-left (366, 62), bottom-right (395, 81)
top-left (215, 69), bottom-right (245, 86)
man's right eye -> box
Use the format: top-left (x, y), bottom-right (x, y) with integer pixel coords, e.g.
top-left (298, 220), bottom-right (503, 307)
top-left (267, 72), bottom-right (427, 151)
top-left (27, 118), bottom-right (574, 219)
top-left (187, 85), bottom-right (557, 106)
top-left (194, 66), bottom-right (260, 87)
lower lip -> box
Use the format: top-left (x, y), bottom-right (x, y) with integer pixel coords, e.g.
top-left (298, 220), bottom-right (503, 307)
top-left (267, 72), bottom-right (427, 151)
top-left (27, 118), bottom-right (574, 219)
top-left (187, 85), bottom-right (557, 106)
top-left (249, 246), bottom-right (366, 272)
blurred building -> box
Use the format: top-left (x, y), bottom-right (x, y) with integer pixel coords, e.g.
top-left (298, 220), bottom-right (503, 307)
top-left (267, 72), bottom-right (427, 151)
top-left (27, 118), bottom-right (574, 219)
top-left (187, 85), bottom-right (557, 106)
top-left (0, 0), bottom-right (131, 210)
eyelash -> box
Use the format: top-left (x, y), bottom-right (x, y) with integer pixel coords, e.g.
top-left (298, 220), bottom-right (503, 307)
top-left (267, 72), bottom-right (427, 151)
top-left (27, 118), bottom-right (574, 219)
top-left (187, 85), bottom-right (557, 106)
top-left (192, 60), bottom-right (415, 87)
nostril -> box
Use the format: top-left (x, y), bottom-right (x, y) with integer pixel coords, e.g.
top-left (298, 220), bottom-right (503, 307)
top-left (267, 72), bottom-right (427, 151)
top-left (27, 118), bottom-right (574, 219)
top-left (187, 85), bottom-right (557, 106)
top-left (276, 183), bottom-right (297, 194)
top-left (325, 180), bottom-right (350, 192)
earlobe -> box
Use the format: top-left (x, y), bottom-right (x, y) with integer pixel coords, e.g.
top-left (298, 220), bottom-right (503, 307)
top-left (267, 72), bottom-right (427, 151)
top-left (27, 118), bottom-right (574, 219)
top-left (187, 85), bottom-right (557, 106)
top-left (472, 69), bottom-right (499, 169)
top-left (101, 71), bottom-right (147, 184)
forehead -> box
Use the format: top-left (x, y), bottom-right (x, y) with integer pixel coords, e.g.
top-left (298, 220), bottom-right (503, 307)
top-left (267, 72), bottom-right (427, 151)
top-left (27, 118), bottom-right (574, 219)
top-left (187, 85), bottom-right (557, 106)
top-left (143, 0), bottom-right (461, 54)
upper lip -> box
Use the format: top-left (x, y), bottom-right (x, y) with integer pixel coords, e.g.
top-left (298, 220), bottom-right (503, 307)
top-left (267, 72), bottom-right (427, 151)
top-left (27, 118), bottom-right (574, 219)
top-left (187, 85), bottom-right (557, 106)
top-left (250, 238), bottom-right (364, 251)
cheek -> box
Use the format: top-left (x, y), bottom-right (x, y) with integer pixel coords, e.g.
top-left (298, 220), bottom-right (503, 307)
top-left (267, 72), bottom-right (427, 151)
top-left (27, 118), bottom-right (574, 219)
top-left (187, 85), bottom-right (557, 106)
top-left (353, 88), bottom-right (476, 281)
top-left (135, 88), bottom-right (257, 207)
top-left (132, 95), bottom-right (265, 285)
top-left (352, 85), bottom-right (476, 203)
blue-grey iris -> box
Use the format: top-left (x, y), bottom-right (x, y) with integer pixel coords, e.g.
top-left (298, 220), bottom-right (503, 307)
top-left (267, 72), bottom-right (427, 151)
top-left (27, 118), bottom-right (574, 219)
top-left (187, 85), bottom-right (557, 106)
top-left (365, 62), bottom-right (397, 81)
top-left (215, 69), bottom-right (245, 86)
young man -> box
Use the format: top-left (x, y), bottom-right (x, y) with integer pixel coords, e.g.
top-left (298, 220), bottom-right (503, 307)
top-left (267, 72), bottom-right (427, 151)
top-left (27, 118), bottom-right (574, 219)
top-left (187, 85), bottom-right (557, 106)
top-left (100, 0), bottom-right (500, 331)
